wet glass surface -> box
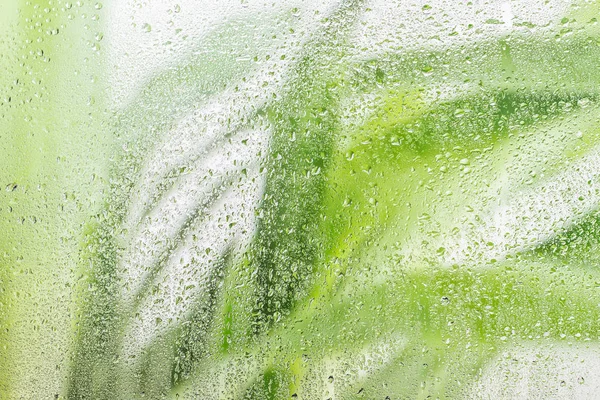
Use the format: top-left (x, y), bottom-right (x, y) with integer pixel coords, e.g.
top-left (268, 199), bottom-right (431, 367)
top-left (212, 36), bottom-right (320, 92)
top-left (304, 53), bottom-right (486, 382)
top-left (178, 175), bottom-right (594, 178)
top-left (2, 1), bottom-right (600, 398)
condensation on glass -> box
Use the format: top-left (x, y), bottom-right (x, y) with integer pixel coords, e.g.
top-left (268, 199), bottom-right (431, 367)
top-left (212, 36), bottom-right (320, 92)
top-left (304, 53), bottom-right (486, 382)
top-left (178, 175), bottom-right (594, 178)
top-left (1, 0), bottom-right (600, 399)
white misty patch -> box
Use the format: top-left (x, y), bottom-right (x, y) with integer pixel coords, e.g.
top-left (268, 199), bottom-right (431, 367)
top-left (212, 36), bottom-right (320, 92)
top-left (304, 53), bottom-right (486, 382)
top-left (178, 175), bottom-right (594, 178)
top-left (120, 100), bottom-right (264, 304)
top-left (120, 147), bottom-right (265, 359)
top-left (120, 124), bottom-right (266, 299)
top-left (115, 7), bottom-right (303, 365)
top-left (501, 2), bottom-right (514, 28)
top-left (467, 343), bottom-right (600, 399)
top-left (378, 106), bottom-right (600, 270)
top-left (346, 0), bottom-right (569, 60)
top-left (445, 144), bottom-right (600, 265)
top-left (297, 334), bottom-right (406, 400)
top-left (117, 20), bottom-right (296, 308)
top-left (117, 111), bottom-right (271, 367)
top-left (105, 0), bottom-right (342, 107)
